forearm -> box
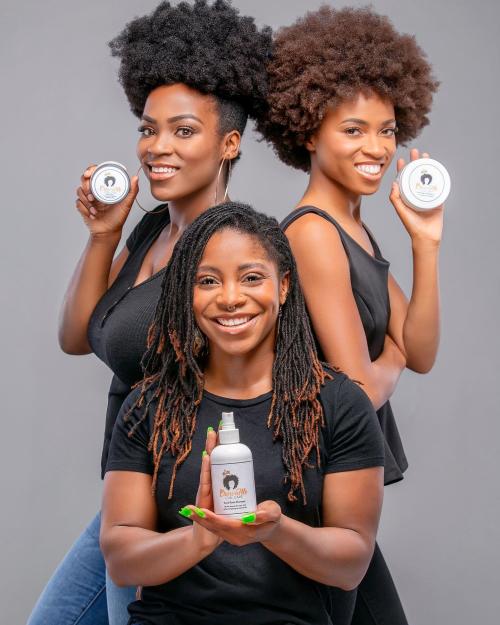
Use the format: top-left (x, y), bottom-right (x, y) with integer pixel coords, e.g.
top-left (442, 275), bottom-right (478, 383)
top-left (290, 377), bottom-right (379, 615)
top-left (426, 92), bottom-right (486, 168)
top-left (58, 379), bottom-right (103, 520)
top-left (403, 241), bottom-right (441, 372)
top-left (262, 515), bottom-right (374, 591)
top-left (58, 233), bottom-right (121, 353)
top-left (101, 524), bottom-right (215, 587)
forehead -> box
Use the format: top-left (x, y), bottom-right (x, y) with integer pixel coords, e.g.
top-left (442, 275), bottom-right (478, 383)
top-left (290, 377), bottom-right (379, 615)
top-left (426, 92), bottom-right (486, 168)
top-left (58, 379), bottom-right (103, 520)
top-left (327, 92), bottom-right (395, 122)
top-left (143, 83), bottom-right (218, 121)
top-left (199, 228), bottom-right (275, 267)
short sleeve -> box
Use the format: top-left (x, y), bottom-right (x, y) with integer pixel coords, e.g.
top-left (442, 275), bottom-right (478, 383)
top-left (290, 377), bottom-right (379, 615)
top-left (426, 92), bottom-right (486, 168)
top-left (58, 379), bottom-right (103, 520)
top-left (105, 387), bottom-right (154, 475)
top-left (322, 377), bottom-right (385, 474)
top-left (126, 204), bottom-right (169, 253)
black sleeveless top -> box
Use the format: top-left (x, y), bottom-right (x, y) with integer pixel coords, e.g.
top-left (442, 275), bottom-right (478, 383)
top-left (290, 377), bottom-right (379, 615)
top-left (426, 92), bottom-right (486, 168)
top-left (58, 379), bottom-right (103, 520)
top-left (87, 206), bottom-right (171, 477)
top-left (281, 206), bottom-right (408, 485)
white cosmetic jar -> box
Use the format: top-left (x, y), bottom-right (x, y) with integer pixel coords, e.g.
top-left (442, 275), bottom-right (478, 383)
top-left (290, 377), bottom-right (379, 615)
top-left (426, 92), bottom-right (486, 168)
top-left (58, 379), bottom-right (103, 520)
top-left (397, 157), bottom-right (450, 211)
top-left (90, 161), bottom-right (130, 205)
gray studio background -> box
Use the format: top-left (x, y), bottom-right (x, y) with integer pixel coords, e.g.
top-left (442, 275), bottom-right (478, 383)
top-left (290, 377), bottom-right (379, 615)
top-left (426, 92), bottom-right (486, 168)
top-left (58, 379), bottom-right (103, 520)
top-left (1, 0), bottom-right (499, 623)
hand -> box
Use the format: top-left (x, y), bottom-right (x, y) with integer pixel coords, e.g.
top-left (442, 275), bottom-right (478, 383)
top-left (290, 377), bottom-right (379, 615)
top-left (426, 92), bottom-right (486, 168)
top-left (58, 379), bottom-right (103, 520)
top-left (187, 500), bottom-right (282, 547)
top-left (390, 148), bottom-right (444, 247)
top-left (179, 428), bottom-right (222, 555)
top-left (75, 164), bottom-right (139, 239)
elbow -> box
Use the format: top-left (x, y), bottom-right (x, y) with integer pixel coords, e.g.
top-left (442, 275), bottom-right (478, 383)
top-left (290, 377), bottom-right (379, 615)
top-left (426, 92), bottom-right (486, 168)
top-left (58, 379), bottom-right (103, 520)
top-left (406, 355), bottom-right (436, 374)
top-left (58, 329), bottom-right (92, 355)
top-left (100, 536), bottom-right (129, 588)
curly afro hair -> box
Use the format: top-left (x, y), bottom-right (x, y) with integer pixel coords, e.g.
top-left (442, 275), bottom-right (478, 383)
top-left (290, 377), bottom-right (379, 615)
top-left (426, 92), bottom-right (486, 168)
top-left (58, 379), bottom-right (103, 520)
top-left (257, 6), bottom-right (439, 171)
top-left (109, 0), bottom-right (272, 135)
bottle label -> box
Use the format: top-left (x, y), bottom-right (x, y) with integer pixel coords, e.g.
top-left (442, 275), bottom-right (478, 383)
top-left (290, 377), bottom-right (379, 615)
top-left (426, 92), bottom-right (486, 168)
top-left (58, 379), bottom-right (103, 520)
top-left (211, 460), bottom-right (257, 516)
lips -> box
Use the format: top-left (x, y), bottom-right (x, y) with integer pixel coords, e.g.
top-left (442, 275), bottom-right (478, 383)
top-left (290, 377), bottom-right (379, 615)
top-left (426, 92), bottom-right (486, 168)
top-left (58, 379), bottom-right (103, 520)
top-left (146, 163), bottom-right (179, 181)
top-left (211, 314), bottom-right (258, 334)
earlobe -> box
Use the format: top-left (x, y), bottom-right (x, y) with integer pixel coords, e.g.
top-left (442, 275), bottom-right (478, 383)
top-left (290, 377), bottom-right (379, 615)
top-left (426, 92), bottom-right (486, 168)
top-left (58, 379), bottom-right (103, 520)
top-left (305, 134), bottom-right (316, 152)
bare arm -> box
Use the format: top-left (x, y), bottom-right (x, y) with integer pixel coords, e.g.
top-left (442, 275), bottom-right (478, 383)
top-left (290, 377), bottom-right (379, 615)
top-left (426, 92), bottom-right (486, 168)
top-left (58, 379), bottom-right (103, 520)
top-left (58, 165), bottom-right (138, 354)
top-left (386, 149), bottom-right (443, 373)
top-left (100, 432), bottom-right (220, 587)
top-left (262, 467), bottom-right (383, 590)
top-left (287, 215), bottom-right (405, 410)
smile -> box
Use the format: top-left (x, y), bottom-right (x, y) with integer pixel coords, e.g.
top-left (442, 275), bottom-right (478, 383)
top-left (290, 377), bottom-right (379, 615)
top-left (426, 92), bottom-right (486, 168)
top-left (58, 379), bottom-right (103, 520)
top-left (211, 315), bottom-right (258, 334)
top-left (355, 163), bottom-right (383, 179)
top-left (147, 165), bottom-right (179, 180)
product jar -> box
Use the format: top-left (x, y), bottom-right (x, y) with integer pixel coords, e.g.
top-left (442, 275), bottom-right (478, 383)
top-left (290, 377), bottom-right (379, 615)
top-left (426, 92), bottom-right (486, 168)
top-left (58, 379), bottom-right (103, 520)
top-left (90, 161), bottom-right (130, 205)
top-left (397, 157), bottom-right (450, 211)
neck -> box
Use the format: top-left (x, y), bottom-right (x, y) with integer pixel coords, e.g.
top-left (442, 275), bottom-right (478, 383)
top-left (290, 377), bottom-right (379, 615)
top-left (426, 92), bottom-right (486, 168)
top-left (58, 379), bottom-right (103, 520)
top-left (203, 335), bottom-right (275, 400)
top-left (166, 176), bottom-right (228, 235)
top-left (299, 161), bottom-right (362, 223)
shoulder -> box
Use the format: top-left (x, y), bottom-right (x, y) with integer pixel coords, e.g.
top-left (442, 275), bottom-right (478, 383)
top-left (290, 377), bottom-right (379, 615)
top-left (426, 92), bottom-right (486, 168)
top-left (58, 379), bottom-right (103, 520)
top-left (285, 211), bottom-right (342, 247)
top-left (116, 383), bottom-right (159, 435)
top-left (319, 370), bottom-right (376, 427)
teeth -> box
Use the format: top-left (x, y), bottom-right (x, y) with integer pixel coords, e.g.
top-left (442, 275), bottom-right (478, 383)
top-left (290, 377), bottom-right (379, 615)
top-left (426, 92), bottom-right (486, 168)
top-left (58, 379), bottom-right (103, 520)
top-left (356, 164), bottom-right (381, 175)
top-left (216, 317), bottom-right (250, 327)
top-left (151, 166), bottom-right (177, 174)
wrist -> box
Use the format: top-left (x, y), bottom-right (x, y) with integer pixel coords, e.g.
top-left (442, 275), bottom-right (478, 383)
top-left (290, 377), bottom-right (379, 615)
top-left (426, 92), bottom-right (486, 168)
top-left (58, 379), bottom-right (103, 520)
top-left (89, 231), bottom-right (122, 247)
top-left (411, 237), bottom-right (441, 254)
top-left (261, 512), bottom-right (286, 548)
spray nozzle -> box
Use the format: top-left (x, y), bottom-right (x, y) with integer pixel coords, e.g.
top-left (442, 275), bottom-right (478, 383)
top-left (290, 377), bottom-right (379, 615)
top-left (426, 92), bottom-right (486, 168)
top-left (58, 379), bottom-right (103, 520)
top-left (219, 412), bottom-right (240, 444)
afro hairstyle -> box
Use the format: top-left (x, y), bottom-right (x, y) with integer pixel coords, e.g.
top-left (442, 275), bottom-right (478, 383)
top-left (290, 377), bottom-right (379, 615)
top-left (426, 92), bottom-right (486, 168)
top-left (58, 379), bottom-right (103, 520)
top-left (109, 0), bottom-right (272, 137)
top-left (257, 6), bottom-right (439, 171)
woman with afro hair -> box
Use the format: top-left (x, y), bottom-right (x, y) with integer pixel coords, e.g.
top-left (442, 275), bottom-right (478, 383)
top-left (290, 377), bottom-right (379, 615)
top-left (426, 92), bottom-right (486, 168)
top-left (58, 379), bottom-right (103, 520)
top-left (259, 6), bottom-right (443, 625)
top-left (28, 2), bottom-right (271, 625)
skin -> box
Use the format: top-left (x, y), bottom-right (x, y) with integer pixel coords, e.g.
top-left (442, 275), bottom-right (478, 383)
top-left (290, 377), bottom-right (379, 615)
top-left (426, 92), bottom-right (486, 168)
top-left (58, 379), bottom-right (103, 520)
top-left (100, 229), bottom-right (384, 592)
top-left (58, 83), bottom-right (240, 354)
top-left (286, 92), bottom-right (443, 410)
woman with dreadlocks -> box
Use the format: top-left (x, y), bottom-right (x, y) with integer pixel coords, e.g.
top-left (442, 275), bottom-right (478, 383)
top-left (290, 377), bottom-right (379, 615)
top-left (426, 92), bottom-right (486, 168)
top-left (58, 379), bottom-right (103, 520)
top-left (258, 6), bottom-right (442, 625)
top-left (101, 202), bottom-right (385, 625)
top-left (29, 2), bottom-right (271, 625)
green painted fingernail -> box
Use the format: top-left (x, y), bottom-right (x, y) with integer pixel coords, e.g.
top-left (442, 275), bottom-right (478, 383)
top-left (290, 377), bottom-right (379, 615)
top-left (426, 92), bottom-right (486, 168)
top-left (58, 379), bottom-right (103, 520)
top-left (202, 450), bottom-right (208, 457)
top-left (241, 512), bottom-right (256, 524)
top-left (194, 507), bottom-right (206, 518)
top-left (207, 426), bottom-right (214, 433)
top-left (178, 507), bottom-right (193, 518)
top-left (219, 420), bottom-right (223, 427)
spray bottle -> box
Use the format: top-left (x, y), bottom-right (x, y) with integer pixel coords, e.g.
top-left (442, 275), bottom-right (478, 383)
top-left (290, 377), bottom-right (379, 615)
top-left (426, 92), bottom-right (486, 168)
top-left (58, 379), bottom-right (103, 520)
top-left (210, 412), bottom-right (257, 518)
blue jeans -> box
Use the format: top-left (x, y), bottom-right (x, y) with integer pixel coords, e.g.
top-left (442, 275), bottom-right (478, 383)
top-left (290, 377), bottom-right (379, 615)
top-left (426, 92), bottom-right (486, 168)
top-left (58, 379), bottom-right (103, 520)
top-left (27, 512), bottom-right (136, 625)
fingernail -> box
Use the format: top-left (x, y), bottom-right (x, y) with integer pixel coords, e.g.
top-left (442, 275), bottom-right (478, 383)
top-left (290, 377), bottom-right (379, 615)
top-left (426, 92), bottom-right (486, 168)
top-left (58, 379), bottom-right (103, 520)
top-left (202, 450), bottom-right (208, 457)
top-left (241, 512), bottom-right (256, 524)
top-left (87, 194), bottom-right (94, 202)
top-left (207, 426), bottom-right (214, 434)
top-left (178, 507), bottom-right (193, 518)
top-left (194, 507), bottom-right (206, 518)
top-left (219, 420), bottom-right (223, 427)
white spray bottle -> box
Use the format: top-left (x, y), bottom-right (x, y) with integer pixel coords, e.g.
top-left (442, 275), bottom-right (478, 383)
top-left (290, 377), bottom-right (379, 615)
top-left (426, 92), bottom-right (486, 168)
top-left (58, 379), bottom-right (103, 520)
top-left (210, 412), bottom-right (257, 518)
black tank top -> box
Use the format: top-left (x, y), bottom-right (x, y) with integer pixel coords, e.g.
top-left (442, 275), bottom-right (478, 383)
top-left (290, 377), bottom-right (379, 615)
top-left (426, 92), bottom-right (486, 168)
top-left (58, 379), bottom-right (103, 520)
top-left (87, 205), bottom-right (171, 477)
top-left (281, 206), bottom-right (407, 485)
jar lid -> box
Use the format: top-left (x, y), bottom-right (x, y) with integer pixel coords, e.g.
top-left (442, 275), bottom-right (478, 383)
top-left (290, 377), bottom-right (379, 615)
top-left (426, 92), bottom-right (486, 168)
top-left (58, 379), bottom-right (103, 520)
top-left (90, 161), bottom-right (130, 205)
top-left (397, 158), bottom-right (450, 211)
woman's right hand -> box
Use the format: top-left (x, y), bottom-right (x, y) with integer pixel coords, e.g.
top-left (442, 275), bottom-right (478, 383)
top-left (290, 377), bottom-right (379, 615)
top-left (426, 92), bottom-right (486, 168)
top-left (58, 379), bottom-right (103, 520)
top-left (190, 428), bottom-right (223, 554)
top-left (75, 164), bottom-right (139, 239)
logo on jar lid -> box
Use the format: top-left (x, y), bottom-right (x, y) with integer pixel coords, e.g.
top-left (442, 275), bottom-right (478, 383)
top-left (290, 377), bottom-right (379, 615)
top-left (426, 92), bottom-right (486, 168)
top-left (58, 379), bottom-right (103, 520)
top-left (90, 162), bottom-right (130, 204)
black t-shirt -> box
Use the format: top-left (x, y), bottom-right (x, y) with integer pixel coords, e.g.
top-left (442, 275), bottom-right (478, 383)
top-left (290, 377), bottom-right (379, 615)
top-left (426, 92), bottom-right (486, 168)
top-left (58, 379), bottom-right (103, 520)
top-left (106, 372), bottom-right (385, 625)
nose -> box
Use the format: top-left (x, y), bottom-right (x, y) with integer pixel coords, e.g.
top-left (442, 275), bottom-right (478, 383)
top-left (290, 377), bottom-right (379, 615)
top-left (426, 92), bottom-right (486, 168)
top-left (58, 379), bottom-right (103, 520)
top-left (217, 281), bottom-right (246, 311)
top-left (361, 133), bottom-right (386, 159)
top-left (146, 131), bottom-right (174, 158)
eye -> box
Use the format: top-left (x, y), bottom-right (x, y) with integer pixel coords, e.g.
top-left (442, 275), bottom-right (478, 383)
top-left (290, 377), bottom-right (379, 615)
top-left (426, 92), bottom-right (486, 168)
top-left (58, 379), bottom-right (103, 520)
top-left (175, 126), bottom-right (195, 138)
top-left (138, 126), bottom-right (155, 137)
top-left (197, 276), bottom-right (219, 286)
top-left (243, 273), bottom-right (265, 283)
top-left (345, 127), bottom-right (362, 136)
top-left (381, 127), bottom-right (398, 137)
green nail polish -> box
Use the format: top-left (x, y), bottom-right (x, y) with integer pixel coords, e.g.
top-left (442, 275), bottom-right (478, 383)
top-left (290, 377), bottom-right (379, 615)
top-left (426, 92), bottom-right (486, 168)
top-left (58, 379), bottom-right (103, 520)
top-left (207, 426), bottom-right (214, 433)
top-left (194, 507), bottom-right (206, 518)
top-left (241, 512), bottom-right (256, 524)
top-left (202, 450), bottom-right (208, 457)
top-left (178, 507), bottom-right (193, 518)
top-left (219, 420), bottom-right (223, 427)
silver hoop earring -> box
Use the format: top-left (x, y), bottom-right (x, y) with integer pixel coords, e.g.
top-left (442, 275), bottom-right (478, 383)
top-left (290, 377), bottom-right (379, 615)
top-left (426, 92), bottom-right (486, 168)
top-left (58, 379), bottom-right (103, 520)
top-left (134, 166), bottom-right (169, 214)
top-left (214, 157), bottom-right (232, 205)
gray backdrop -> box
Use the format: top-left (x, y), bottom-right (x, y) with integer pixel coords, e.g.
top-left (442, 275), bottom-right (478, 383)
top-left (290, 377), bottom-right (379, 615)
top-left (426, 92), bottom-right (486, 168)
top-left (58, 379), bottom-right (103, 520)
top-left (1, 1), bottom-right (499, 623)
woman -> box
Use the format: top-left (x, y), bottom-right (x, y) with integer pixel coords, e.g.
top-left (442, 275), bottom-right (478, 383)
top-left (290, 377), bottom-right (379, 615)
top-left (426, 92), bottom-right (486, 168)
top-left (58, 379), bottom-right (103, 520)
top-left (258, 6), bottom-right (442, 625)
top-left (101, 202), bottom-right (385, 625)
top-left (28, 2), bottom-right (272, 624)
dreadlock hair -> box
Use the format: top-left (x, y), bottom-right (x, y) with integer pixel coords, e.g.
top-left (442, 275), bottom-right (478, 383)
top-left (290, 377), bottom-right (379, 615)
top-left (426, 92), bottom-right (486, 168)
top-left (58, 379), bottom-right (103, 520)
top-left (127, 202), bottom-right (332, 503)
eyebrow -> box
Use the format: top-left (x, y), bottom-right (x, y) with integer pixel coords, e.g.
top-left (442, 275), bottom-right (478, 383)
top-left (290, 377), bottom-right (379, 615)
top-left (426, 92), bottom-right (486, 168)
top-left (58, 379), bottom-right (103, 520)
top-left (197, 262), bottom-right (269, 274)
top-left (141, 113), bottom-right (204, 124)
top-left (340, 117), bottom-right (397, 126)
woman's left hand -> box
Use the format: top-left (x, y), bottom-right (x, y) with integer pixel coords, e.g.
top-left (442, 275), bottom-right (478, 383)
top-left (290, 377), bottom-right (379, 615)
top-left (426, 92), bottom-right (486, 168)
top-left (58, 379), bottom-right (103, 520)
top-left (390, 148), bottom-right (444, 247)
top-left (186, 500), bottom-right (282, 547)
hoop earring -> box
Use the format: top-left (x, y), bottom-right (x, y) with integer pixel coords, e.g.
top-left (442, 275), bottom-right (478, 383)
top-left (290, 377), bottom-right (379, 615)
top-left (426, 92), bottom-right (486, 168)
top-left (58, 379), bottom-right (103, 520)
top-left (134, 166), bottom-right (169, 214)
top-left (214, 157), bottom-right (232, 205)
